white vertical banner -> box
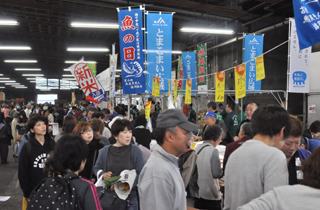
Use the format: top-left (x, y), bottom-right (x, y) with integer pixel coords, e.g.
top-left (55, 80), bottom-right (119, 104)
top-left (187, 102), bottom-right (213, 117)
top-left (96, 68), bottom-right (111, 91)
top-left (289, 19), bottom-right (311, 93)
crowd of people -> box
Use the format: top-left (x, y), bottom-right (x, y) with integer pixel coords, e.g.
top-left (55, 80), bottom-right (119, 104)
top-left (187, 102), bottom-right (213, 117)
top-left (0, 100), bottom-right (320, 210)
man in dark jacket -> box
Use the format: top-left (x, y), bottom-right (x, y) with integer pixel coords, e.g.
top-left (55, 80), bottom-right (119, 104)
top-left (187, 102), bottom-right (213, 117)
top-left (18, 115), bottom-right (55, 202)
top-left (0, 117), bottom-right (13, 164)
top-left (55, 104), bottom-right (65, 128)
top-left (224, 103), bottom-right (239, 137)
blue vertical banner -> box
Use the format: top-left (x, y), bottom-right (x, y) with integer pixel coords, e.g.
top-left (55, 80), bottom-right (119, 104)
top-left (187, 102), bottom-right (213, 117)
top-left (182, 52), bottom-right (196, 93)
top-left (244, 35), bottom-right (264, 91)
top-left (146, 13), bottom-right (173, 93)
top-left (292, 0), bottom-right (320, 50)
top-left (118, 8), bottom-right (146, 95)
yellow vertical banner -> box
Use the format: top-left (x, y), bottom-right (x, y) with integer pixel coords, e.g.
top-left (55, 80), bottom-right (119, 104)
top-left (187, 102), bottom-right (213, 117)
top-left (168, 80), bottom-right (171, 95)
top-left (185, 79), bottom-right (192, 104)
top-left (255, 55), bottom-right (265, 81)
top-left (71, 92), bottom-right (75, 105)
top-left (215, 72), bottom-right (225, 102)
top-left (145, 101), bottom-right (151, 119)
top-left (235, 63), bottom-right (246, 99)
top-left (174, 80), bottom-right (178, 103)
top-left (152, 76), bottom-right (160, 97)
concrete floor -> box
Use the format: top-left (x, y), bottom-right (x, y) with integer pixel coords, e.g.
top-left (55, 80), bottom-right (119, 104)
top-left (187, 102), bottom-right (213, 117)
top-left (0, 145), bottom-right (23, 210)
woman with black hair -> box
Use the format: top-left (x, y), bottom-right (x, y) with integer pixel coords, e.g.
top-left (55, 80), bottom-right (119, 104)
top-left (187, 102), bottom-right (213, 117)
top-left (54, 115), bottom-right (77, 142)
top-left (133, 115), bottom-right (152, 149)
top-left (94, 119), bottom-right (144, 210)
top-left (18, 115), bottom-right (55, 210)
top-left (16, 111), bottom-right (28, 136)
top-left (43, 134), bottom-right (102, 210)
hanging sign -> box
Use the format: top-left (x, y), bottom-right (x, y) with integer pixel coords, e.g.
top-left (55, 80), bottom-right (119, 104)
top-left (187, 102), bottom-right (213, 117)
top-left (145, 101), bottom-right (152, 119)
top-left (292, 0), bottom-right (320, 50)
top-left (174, 80), bottom-right (178, 103)
top-left (88, 63), bottom-right (97, 76)
top-left (177, 56), bottom-right (184, 91)
top-left (235, 63), bottom-right (246, 99)
top-left (118, 8), bottom-right (146, 94)
top-left (69, 58), bottom-right (107, 103)
top-left (289, 19), bottom-right (311, 93)
top-left (244, 34), bottom-right (264, 91)
top-left (185, 79), bottom-right (192, 104)
top-left (110, 45), bottom-right (117, 97)
top-left (146, 13), bottom-right (173, 94)
top-left (255, 55), bottom-right (265, 81)
top-left (215, 72), bottom-right (225, 102)
top-left (71, 92), bottom-right (75, 105)
top-left (182, 52), bottom-right (196, 93)
top-left (197, 44), bottom-right (208, 92)
top-left (96, 68), bottom-right (111, 91)
top-left (152, 76), bottom-right (160, 97)
top-left (168, 80), bottom-right (171, 95)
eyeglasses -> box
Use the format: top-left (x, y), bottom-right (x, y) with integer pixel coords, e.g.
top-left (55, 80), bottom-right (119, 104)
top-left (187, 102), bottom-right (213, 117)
top-left (81, 129), bottom-right (93, 134)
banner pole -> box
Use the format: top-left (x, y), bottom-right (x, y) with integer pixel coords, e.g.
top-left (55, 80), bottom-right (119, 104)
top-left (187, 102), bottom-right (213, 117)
top-left (286, 19), bottom-right (292, 110)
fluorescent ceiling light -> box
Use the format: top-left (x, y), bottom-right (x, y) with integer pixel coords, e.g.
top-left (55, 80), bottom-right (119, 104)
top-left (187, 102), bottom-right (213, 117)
top-left (180, 27), bottom-right (234, 34)
top-left (4, 60), bottom-right (37, 63)
top-left (0, 80), bottom-right (15, 83)
top-left (115, 75), bottom-right (120, 78)
top-left (0, 86), bottom-right (4, 88)
top-left (61, 78), bottom-right (76, 80)
top-left (22, 74), bottom-right (44, 76)
top-left (0, 20), bottom-right (19, 25)
top-left (70, 22), bottom-right (119, 29)
top-left (64, 68), bottom-right (70, 71)
top-left (40, 88), bottom-right (51, 91)
top-left (0, 46), bottom-right (31, 50)
top-left (115, 69), bottom-right (122, 72)
top-left (0, 78), bottom-right (10, 80)
top-left (67, 47), bottom-right (109, 52)
top-left (65, 60), bottom-right (96, 64)
top-left (0, 74), bottom-right (2, 76)
top-left (7, 83), bottom-right (20, 85)
top-left (62, 75), bottom-right (74, 77)
top-left (142, 49), bottom-right (182, 54)
top-left (15, 68), bottom-right (41, 71)
top-left (30, 81), bottom-right (36, 83)
top-left (26, 78), bottom-right (37, 80)
top-left (23, 74), bottom-right (44, 77)
top-left (15, 87), bottom-right (27, 89)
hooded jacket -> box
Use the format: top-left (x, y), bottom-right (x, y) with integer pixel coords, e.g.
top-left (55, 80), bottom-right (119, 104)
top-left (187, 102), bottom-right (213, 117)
top-left (18, 133), bottom-right (55, 198)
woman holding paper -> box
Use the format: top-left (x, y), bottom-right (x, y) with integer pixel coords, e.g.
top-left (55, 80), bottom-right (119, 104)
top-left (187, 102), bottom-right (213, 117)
top-left (93, 119), bottom-right (144, 210)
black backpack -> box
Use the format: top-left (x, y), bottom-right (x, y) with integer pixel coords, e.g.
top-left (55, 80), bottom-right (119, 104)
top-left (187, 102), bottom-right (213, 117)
top-left (178, 145), bottom-right (209, 198)
top-left (27, 174), bottom-right (78, 210)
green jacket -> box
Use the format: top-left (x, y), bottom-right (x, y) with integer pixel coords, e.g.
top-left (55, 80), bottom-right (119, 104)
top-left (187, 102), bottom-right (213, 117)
top-left (237, 112), bottom-right (247, 123)
top-left (224, 112), bottom-right (239, 137)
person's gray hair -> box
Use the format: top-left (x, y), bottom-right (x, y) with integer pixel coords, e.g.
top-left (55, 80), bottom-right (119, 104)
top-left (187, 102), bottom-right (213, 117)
top-left (240, 122), bottom-right (253, 138)
top-left (13, 112), bottom-right (19, 119)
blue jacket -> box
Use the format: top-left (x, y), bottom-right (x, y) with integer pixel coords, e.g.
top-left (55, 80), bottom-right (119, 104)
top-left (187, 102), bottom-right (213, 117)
top-left (297, 147), bottom-right (311, 160)
top-left (305, 138), bottom-right (320, 152)
top-left (93, 144), bottom-right (144, 188)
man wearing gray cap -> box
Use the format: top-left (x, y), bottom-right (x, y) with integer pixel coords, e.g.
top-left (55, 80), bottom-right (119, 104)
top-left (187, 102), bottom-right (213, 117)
top-left (138, 109), bottom-right (199, 210)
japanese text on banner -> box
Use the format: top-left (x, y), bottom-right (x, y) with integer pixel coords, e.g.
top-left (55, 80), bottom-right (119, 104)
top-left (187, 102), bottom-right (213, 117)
top-left (215, 72), bottom-right (225, 102)
top-left (185, 79), bottom-right (192, 104)
top-left (174, 80), bottom-right (178, 103)
top-left (182, 52), bottom-right (196, 93)
top-left (69, 59), bottom-right (107, 103)
top-left (145, 101), bottom-right (151, 119)
top-left (118, 8), bottom-right (146, 94)
top-left (177, 56), bottom-right (184, 91)
top-left (244, 35), bottom-right (264, 91)
top-left (146, 13), bottom-right (173, 93)
top-left (152, 76), bottom-right (160, 97)
top-left (292, 1), bottom-right (320, 50)
top-left (197, 44), bottom-right (207, 89)
top-left (289, 19), bottom-right (311, 93)
top-left (255, 55), bottom-right (265, 81)
top-left (235, 64), bottom-right (246, 99)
